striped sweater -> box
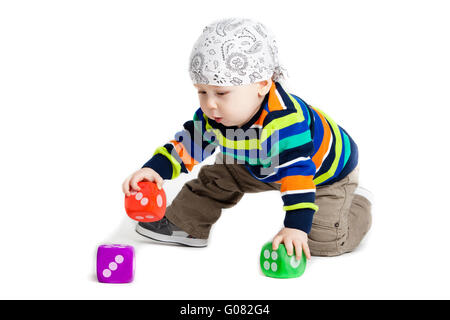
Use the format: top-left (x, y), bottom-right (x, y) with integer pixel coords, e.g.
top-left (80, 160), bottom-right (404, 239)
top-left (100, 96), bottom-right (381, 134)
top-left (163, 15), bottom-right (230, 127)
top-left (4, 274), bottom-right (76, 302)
top-left (143, 81), bottom-right (358, 233)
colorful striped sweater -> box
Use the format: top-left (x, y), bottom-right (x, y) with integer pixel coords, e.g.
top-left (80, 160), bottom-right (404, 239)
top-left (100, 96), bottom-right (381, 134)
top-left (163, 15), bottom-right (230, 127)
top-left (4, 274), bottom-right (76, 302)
top-left (143, 81), bottom-right (358, 233)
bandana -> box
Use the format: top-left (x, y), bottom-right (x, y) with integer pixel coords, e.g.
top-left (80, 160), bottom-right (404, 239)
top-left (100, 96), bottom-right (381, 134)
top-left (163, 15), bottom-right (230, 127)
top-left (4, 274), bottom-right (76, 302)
top-left (188, 17), bottom-right (288, 86)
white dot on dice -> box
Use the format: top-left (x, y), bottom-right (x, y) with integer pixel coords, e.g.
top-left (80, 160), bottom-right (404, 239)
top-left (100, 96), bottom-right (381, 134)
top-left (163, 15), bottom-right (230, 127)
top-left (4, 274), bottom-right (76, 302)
top-left (271, 262), bottom-right (277, 272)
top-left (103, 269), bottom-right (112, 278)
top-left (264, 250), bottom-right (270, 259)
top-left (115, 255), bottom-right (124, 264)
top-left (109, 262), bottom-right (118, 271)
top-left (156, 194), bottom-right (163, 207)
top-left (271, 251), bottom-right (278, 260)
top-left (290, 256), bottom-right (301, 268)
top-left (135, 192), bottom-right (143, 201)
top-left (140, 197), bottom-right (148, 206)
top-left (264, 261), bottom-right (270, 270)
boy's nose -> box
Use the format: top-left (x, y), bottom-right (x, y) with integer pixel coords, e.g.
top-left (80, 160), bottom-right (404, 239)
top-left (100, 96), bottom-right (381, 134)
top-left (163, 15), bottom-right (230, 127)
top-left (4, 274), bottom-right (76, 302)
top-left (206, 99), bottom-right (218, 110)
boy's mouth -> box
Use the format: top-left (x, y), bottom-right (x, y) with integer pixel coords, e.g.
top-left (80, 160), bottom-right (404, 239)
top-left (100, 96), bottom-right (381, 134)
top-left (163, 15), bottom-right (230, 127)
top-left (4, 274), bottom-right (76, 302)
top-left (214, 117), bottom-right (223, 123)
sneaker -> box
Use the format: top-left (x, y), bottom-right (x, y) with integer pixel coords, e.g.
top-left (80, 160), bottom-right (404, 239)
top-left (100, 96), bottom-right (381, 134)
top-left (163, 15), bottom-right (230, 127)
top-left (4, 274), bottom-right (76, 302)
top-left (135, 216), bottom-right (208, 247)
top-left (354, 186), bottom-right (374, 204)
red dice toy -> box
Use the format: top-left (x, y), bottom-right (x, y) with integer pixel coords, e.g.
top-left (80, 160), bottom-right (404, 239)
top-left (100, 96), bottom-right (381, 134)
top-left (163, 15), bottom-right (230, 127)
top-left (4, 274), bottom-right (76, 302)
top-left (125, 181), bottom-right (166, 222)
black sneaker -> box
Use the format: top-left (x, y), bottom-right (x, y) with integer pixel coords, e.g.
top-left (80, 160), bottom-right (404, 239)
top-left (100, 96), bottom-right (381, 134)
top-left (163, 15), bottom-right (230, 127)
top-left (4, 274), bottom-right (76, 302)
top-left (135, 216), bottom-right (208, 247)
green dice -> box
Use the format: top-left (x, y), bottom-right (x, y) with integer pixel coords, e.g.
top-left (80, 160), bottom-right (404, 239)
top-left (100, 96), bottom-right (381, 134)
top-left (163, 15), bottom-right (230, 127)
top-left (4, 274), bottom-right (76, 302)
top-left (260, 241), bottom-right (307, 278)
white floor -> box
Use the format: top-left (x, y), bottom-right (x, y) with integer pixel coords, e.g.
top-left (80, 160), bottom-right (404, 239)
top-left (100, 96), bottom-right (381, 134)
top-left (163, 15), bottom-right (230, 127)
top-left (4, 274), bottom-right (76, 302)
top-left (1, 0), bottom-right (449, 300)
top-left (1, 161), bottom-right (448, 300)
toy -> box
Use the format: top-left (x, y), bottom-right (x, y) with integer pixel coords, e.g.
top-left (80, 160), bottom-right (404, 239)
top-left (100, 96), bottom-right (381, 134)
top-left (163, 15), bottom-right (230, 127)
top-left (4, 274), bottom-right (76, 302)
top-left (259, 241), bottom-right (307, 278)
top-left (97, 244), bottom-right (135, 283)
top-left (125, 181), bottom-right (166, 222)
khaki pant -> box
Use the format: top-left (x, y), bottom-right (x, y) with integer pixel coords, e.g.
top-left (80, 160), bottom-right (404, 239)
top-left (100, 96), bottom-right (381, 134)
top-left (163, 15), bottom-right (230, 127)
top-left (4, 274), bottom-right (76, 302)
top-left (166, 152), bottom-right (372, 257)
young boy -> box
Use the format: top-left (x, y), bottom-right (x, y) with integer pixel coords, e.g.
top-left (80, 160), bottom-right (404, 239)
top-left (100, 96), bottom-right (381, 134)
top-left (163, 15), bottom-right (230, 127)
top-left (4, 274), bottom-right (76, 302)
top-left (122, 18), bottom-right (372, 260)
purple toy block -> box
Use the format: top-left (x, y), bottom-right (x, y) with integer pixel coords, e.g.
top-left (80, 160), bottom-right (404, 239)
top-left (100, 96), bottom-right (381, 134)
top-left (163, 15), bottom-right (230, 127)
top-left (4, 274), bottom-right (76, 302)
top-left (96, 244), bottom-right (135, 283)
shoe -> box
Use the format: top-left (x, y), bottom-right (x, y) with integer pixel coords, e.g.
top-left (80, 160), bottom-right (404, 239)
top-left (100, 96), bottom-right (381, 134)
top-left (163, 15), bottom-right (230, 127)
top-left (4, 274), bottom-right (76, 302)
top-left (135, 216), bottom-right (208, 247)
top-left (354, 186), bottom-right (374, 204)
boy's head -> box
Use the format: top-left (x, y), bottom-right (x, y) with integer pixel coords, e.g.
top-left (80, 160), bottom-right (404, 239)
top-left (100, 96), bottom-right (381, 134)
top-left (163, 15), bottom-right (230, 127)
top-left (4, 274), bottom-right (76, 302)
top-left (189, 18), bottom-right (287, 127)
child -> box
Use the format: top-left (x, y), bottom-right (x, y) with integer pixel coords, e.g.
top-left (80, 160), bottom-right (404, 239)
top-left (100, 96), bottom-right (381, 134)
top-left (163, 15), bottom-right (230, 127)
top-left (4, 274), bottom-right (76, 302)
top-left (122, 18), bottom-right (372, 260)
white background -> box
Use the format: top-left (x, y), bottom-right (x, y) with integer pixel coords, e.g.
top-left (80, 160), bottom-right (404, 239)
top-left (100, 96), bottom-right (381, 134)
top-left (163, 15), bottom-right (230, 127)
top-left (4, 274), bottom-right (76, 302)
top-left (1, 0), bottom-right (449, 299)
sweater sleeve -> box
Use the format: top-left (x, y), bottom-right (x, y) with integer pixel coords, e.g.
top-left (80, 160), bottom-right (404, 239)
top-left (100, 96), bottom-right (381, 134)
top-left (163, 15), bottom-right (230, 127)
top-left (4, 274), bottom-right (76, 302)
top-left (277, 151), bottom-right (318, 234)
top-left (261, 101), bottom-right (318, 234)
top-left (142, 108), bottom-right (218, 180)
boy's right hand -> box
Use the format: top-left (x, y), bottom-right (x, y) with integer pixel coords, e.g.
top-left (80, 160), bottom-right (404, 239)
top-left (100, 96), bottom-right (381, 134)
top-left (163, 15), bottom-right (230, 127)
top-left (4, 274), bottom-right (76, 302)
top-left (122, 167), bottom-right (164, 196)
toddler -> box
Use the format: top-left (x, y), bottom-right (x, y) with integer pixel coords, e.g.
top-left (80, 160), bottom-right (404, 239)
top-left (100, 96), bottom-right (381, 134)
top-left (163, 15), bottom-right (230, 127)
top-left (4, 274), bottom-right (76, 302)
top-left (122, 18), bottom-right (372, 260)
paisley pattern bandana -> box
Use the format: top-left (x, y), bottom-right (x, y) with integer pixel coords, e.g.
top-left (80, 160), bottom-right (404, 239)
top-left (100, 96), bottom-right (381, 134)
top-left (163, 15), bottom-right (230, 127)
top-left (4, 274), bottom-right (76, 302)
top-left (188, 18), bottom-right (288, 86)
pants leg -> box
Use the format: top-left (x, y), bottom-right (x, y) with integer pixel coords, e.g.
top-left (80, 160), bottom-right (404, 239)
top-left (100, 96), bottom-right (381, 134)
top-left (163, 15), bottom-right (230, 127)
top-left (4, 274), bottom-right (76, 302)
top-left (344, 192), bottom-right (372, 253)
top-left (307, 165), bottom-right (372, 256)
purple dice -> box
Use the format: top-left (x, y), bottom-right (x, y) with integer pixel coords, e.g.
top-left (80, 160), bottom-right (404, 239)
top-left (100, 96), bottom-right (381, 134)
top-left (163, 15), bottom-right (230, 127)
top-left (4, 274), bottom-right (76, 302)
top-left (96, 244), bottom-right (135, 283)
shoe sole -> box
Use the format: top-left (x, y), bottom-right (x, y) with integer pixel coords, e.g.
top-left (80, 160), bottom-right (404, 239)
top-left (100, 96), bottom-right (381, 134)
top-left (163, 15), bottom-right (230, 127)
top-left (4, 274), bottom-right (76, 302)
top-left (354, 186), bottom-right (374, 204)
top-left (135, 224), bottom-right (208, 248)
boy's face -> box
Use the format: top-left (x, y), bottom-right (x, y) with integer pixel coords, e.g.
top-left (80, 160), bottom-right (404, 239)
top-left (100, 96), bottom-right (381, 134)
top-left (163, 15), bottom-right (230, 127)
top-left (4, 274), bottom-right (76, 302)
top-left (194, 80), bottom-right (272, 128)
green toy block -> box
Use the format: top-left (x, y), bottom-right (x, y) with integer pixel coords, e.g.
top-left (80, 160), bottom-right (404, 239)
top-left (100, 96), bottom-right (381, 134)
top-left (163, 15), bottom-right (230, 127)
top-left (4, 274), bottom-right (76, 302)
top-left (260, 241), bottom-right (307, 278)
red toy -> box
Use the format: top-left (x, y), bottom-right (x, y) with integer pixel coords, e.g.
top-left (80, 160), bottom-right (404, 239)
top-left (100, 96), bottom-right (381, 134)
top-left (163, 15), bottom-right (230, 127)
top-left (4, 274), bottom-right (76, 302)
top-left (125, 181), bottom-right (166, 222)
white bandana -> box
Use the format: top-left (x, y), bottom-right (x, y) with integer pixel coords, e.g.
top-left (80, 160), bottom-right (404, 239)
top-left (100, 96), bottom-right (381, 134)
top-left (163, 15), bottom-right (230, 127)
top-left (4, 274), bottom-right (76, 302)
top-left (188, 18), bottom-right (288, 86)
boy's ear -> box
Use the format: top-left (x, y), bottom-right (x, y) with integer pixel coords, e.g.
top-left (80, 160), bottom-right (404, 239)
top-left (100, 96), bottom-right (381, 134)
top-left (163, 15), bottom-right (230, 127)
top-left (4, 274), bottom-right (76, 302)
top-left (258, 79), bottom-right (272, 96)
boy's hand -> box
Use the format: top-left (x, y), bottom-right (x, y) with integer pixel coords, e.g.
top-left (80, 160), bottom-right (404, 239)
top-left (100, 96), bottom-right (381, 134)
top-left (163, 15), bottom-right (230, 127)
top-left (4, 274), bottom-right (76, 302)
top-left (122, 167), bottom-right (164, 196)
top-left (272, 227), bottom-right (311, 261)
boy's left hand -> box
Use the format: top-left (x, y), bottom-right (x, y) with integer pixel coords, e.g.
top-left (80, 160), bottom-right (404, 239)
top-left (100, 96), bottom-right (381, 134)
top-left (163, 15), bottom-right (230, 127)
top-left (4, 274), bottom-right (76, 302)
top-left (272, 227), bottom-right (311, 261)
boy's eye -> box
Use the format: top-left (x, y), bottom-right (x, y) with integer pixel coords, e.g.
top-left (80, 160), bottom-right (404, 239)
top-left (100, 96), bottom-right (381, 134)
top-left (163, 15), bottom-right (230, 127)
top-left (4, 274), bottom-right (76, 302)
top-left (197, 91), bottom-right (228, 96)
